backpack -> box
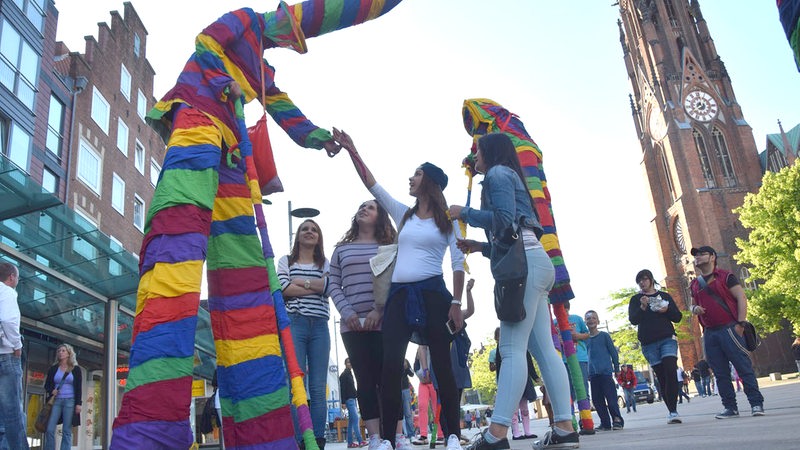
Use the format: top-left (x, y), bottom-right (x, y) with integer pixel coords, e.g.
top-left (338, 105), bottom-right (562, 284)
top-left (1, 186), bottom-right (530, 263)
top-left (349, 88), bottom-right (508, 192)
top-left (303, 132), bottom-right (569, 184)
top-left (199, 393), bottom-right (217, 434)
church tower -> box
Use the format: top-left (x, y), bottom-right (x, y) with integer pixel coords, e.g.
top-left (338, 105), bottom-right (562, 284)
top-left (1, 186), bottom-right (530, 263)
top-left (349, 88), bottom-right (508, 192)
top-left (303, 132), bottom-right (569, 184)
top-left (617, 0), bottom-right (763, 369)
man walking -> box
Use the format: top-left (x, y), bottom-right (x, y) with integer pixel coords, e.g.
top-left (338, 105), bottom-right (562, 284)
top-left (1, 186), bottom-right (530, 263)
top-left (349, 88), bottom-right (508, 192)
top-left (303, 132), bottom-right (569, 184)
top-left (695, 359), bottom-right (712, 397)
top-left (617, 365), bottom-right (637, 413)
top-left (689, 246), bottom-right (764, 418)
top-left (0, 262), bottom-right (29, 449)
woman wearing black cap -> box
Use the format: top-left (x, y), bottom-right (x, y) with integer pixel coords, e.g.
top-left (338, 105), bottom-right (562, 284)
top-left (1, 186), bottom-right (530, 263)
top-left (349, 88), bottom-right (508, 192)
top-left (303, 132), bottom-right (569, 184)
top-left (629, 269), bottom-right (683, 425)
top-left (333, 128), bottom-right (465, 450)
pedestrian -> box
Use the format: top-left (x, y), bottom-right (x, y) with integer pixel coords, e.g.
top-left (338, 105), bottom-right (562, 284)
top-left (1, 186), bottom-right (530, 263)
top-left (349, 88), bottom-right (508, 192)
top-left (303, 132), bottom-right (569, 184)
top-left (401, 359), bottom-right (416, 439)
top-left (690, 366), bottom-right (703, 398)
top-left (278, 219), bottom-right (332, 449)
top-left (617, 364), bottom-right (637, 413)
top-left (44, 344), bottom-right (82, 450)
top-left (510, 353), bottom-right (539, 440)
top-left (730, 363), bottom-right (743, 392)
top-left (629, 269), bottom-right (683, 424)
top-left (676, 368), bottom-right (691, 404)
top-left (792, 338), bottom-right (800, 374)
top-left (452, 279), bottom-right (476, 444)
top-left (584, 310), bottom-right (624, 431)
top-left (413, 346), bottom-right (444, 446)
top-left (451, 132), bottom-right (579, 449)
top-left (340, 359), bottom-right (365, 448)
top-left (329, 199), bottom-right (398, 450)
top-left (0, 262), bottom-right (28, 450)
top-left (696, 359), bottom-right (712, 396)
top-left (336, 129), bottom-right (466, 450)
top-left (464, 411), bottom-right (473, 430)
top-left (689, 245), bottom-right (765, 418)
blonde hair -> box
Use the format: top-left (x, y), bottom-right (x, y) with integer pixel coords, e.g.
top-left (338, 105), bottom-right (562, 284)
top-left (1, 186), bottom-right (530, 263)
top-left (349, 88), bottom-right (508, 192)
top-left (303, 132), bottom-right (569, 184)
top-left (54, 343), bottom-right (78, 371)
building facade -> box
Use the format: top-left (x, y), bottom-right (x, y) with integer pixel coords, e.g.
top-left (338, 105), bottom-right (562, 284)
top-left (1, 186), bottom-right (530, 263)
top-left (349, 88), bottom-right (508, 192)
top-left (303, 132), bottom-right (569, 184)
top-left (1, 2), bottom-right (214, 448)
top-left (616, 0), bottom-right (765, 372)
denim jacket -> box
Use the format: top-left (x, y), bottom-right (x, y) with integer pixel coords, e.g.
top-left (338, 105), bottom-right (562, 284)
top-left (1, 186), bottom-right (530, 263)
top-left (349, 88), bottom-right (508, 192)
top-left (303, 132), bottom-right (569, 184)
top-left (459, 165), bottom-right (543, 257)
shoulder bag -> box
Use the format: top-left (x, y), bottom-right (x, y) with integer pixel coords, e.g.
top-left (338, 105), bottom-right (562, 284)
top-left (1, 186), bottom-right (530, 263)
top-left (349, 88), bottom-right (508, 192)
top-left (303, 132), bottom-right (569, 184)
top-left (489, 220), bottom-right (528, 322)
top-left (35, 368), bottom-right (71, 433)
top-left (698, 277), bottom-right (761, 351)
top-left (370, 220), bottom-right (405, 309)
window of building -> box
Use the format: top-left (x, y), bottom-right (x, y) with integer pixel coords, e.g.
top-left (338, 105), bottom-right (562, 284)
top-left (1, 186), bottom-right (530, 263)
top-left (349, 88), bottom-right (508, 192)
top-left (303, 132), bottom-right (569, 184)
top-left (77, 139), bottom-right (102, 194)
top-left (133, 33), bottom-right (141, 57)
top-left (133, 195), bottom-right (145, 231)
top-left (711, 127), bottom-right (737, 187)
top-left (73, 210), bottom-right (97, 261)
top-left (109, 236), bottom-right (123, 276)
top-left (692, 128), bottom-right (716, 188)
top-left (120, 64), bottom-right (131, 101)
top-left (13, 0), bottom-right (45, 32)
top-left (739, 267), bottom-right (758, 291)
top-left (116, 119), bottom-right (129, 156)
top-left (150, 158), bottom-right (161, 186)
top-left (41, 167), bottom-right (57, 193)
top-left (137, 89), bottom-right (147, 120)
top-left (664, 0), bottom-right (679, 27)
top-left (7, 122), bottom-right (31, 172)
top-left (0, 20), bottom-right (39, 109)
top-left (46, 96), bottom-right (65, 158)
top-left (111, 173), bottom-right (125, 215)
top-left (768, 146), bottom-right (788, 172)
top-left (134, 140), bottom-right (145, 174)
top-left (658, 145), bottom-right (676, 202)
top-left (91, 87), bottom-right (110, 134)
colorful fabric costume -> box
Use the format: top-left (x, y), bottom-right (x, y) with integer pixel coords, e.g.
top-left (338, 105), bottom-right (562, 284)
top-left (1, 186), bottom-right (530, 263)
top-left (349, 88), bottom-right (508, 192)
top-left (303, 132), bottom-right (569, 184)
top-left (461, 99), bottom-right (593, 432)
top-left (778, 0), bottom-right (800, 71)
top-left (111, 2), bottom-right (403, 449)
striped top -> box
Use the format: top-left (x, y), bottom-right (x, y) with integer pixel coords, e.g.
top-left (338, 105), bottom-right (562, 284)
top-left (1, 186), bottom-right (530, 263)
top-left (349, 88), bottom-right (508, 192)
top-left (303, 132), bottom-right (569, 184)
top-left (277, 256), bottom-right (331, 319)
top-left (328, 242), bottom-right (380, 333)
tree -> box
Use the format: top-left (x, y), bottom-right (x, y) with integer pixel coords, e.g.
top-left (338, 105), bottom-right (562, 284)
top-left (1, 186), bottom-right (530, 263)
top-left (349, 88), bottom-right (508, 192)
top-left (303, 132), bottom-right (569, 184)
top-left (468, 343), bottom-right (497, 403)
top-left (734, 163), bottom-right (800, 334)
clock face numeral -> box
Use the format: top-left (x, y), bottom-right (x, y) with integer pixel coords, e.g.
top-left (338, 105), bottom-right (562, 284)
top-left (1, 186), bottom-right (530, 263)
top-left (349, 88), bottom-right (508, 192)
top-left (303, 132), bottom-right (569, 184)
top-left (684, 90), bottom-right (718, 122)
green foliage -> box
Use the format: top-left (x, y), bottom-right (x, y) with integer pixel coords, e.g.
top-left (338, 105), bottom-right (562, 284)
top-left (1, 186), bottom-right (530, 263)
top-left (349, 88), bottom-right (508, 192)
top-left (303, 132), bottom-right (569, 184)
top-left (734, 164), bottom-right (800, 335)
top-left (607, 287), bottom-right (647, 368)
top-left (468, 343), bottom-right (497, 403)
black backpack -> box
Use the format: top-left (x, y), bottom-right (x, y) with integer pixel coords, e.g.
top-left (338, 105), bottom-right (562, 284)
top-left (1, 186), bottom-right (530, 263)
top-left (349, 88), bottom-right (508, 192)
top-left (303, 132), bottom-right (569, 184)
top-left (199, 394), bottom-right (217, 434)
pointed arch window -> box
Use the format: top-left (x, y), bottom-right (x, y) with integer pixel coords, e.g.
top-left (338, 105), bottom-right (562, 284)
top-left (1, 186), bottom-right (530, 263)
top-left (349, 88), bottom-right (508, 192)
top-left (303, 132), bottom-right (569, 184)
top-left (664, 0), bottom-right (679, 27)
top-left (767, 144), bottom-right (788, 172)
top-left (658, 145), bottom-right (677, 202)
top-left (692, 129), bottom-right (716, 188)
top-left (711, 127), bottom-right (737, 187)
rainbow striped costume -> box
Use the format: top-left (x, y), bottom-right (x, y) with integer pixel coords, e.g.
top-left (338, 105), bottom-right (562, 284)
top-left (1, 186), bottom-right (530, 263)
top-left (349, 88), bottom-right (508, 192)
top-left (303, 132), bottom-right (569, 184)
top-left (778, 0), bottom-right (800, 70)
top-left (111, 2), bottom-right (403, 449)
top-left (462, 99), bottom-right (593, 432)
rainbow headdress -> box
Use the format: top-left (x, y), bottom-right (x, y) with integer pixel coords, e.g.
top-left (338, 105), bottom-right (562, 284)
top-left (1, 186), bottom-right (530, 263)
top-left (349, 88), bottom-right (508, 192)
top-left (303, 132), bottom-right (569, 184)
top-left (778, 0), bottom-right (800, 70)
top-left (112, 1), bottom-right (405, 449)
top-left (461, 98), bottom-right (592, 432)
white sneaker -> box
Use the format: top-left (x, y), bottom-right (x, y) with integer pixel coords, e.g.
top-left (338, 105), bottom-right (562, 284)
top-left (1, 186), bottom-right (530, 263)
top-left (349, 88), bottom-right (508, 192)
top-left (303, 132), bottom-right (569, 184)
top-left (446, 434), bottom-right (462, 450)
top-left (369, 436), bottom-right (386, 450)
top-left (396, 435), bottom-right (413, 450)
top-left (376, 440), bottom-right (394, 450)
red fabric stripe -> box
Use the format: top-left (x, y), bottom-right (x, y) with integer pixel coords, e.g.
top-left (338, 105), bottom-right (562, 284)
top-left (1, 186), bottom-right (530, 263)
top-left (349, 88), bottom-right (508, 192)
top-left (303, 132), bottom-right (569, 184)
top-left (143, 205), bottom-right (211, 252)
top-left (133, 293), bottom-right (200, 339)
top-left (172, 97), bottom-right (215, 128)
top-left (113, 377), bottom-right (192, 426)
top-left (222, 405), bottom-right (294, 446)
top-left (216, 183), bottom-right (251, 198)
top-left (211, 305), bottom-right (277, 341)
top-left (207, 267), bottom-right (269, 297)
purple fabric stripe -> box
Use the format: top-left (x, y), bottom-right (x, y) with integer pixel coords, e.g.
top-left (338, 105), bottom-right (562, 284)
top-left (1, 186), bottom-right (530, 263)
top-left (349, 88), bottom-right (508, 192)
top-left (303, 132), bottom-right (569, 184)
top-left (296, 403), bottom-right (313, 432)
top-left (141, 233), bottom-right (208, 273)
top-left (218, 161), bottom-right (247, 184)
top-left (208, 290), bottom-right (272, 312)
top-left (111, 420), bottom-right (193, 450)
top-left (229, 436), bottom-right (297, 450)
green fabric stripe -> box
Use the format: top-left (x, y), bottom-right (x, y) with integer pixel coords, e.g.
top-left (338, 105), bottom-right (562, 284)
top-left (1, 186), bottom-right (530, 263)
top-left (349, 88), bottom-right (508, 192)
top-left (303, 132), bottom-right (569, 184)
top-left (126, 356), bottom-right (194, 391)
top-left (320, 1), bottom-right (345, 35)
top-left (146, 168), bottom-right (218, 231)
top-left (207, 234), bottom-right (267, 270)
top-left (792, 24), bottom-right (800, 69)
top-left (220, 386), bottom-right (289, 422)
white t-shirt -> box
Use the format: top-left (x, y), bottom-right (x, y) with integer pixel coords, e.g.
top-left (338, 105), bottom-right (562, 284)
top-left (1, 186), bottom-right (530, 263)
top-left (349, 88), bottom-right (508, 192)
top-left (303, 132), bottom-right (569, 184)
top-left (369, 183), bottom-right (464, 283)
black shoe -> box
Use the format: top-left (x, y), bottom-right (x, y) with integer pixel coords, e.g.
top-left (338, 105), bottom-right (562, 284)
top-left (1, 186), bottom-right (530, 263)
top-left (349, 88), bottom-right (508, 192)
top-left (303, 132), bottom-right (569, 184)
top-left (532, 428), bottom-right (580, 449)
top-left (715, 408), bottom-right (739, 419)
top-left (612, 420), bottom-right (624, 430)
top-left (316, 437), bottom-right (326, 450)
top-left (465, 430), bottom-right (510, 450)
top-left (594, 426), bottom-right (612, 432)
top-left (512, 436), bottom-right (525, 441)
top-left (578, 428), bottom-right (595, 436)
top-left (525, 435), bottom-right (538, 439)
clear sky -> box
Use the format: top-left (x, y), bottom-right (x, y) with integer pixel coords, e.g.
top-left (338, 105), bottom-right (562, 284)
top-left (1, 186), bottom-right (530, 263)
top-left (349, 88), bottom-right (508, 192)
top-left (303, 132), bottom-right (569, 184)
top-left (55, 1), bottom-right (800, 369)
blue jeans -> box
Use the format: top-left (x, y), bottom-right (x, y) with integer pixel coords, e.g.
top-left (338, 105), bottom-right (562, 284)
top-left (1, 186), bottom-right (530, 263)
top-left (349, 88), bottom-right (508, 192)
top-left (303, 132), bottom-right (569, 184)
top-left (0, 354), bottom-right (28, 450)
top-left (704, 324), bottom-right (764, 411)
top-left (701, 376), bottom-right (712, 396)
top-left (345, 398), bottom-right (362, 444)
top-left (401, 388), bottom-right (414, 438)
top-left (641, 336), bottom-right (678, 366)
top-left (589, 374), bottom-right (623, 429)
top-left (289, 313), bottom-right (331, 439)
top-left (622, 387), bottom-right (636, 412)
top-left (45, 397), bottom-right (74, 450)
top-left (494, 247), bottom-right (570, 424)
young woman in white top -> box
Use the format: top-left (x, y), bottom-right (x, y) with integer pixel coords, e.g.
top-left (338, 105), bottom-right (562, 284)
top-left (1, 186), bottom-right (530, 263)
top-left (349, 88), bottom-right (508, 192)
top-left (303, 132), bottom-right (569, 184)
top-left (334, 128), bottom-right (465, 450)
top-left (277, 219), bottom-right (331, 449)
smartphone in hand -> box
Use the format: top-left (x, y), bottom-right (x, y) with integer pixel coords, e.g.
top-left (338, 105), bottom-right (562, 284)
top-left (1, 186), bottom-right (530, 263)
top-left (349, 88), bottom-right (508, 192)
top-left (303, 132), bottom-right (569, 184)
top-left (446, 319), bottom-right (457, 335)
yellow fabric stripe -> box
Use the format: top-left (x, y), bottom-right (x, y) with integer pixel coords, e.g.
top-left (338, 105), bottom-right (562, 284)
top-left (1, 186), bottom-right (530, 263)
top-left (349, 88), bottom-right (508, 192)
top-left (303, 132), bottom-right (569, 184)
top-left (367, 0), bottom-right (387, 20)
top-left (215, 334), bottom-right (280, 367)
top-left (212, 196), bottom-right (254, 222)
top-left (196, 34), bottom-right (258, 102)
top-left (290, 376), bottom-right (309, 407)
top-left (169, 124), bottom-right (222, 148)
top-left (136, 261), bottom-right (204, 314)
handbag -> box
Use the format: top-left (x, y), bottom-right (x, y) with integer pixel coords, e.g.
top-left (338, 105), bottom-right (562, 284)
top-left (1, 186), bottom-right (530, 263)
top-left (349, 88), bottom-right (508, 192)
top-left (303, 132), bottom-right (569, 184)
top-left (370, 220), bottom-right (405, 309)
top-left (35, 368), bottom-right (71, 433)
top-left (489, 220), bottom-right (527, 322)
top-left (700, 280), bottom-right (761, 352)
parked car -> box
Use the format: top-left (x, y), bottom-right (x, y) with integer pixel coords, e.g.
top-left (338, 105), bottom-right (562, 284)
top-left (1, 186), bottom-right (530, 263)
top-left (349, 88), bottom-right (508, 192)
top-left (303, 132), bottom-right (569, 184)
top-left (616, 370), bottom-right (655, 409)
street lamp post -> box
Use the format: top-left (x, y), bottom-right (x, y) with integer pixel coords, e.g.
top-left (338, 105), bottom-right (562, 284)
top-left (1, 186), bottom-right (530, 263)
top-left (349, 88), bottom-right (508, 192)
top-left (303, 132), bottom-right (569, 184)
top-left (287, 200), bottom-right (320, 249)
